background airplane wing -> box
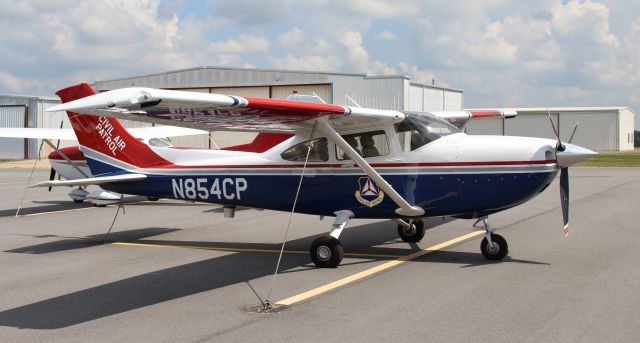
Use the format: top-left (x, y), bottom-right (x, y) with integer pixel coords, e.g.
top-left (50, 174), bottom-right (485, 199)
top-left (0, 128), bottom-right (77, 140)
top-left (48, 86), bottom-right (404, 133)
top-left (431, 109), bottom-right (518, 129)
top-left (0, 125), bottom-right (207, 141)
top-left (125, 126), bottom-right (208, 139)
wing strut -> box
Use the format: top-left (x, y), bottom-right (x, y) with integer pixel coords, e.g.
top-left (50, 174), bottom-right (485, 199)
top-left (316, 117), bottom-right (424, 217)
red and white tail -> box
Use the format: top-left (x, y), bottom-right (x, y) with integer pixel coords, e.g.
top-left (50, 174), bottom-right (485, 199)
top-left (56, 83), bottom-right (169, 169)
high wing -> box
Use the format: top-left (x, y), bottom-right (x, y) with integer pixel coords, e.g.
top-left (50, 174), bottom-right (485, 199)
top-left (432, 109), bottom-right (518, 130)
top-left (0, 126), bottom-right (207, 141)
top-left (47, 87), bottom-right (404, 133)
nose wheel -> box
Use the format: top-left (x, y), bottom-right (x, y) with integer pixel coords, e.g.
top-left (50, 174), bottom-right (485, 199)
top-left (475, 217), bottom-right (509, 260)
top-left (481, 234), bottom-right (508, 260)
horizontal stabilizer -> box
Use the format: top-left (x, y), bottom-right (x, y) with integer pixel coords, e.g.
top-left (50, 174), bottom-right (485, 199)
top-left (0, 128), bottom-right (77, 140)
top-left (28, 173), bottom-right (147, 188)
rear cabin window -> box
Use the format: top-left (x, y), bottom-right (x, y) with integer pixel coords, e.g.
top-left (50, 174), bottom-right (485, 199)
top-left (336, 130), bottom-right (389, 160)
top-left (280, 137), bottom-right (329, 162)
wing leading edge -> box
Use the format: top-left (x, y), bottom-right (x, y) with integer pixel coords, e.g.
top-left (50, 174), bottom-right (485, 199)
top-left (47, 84), bottom-right (405, 133)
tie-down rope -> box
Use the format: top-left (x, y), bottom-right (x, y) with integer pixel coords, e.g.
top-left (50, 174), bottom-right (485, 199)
top-left (263, 123), bottom-right (317, 308)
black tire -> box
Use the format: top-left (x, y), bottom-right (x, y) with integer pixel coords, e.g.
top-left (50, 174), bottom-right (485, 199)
top-left (147, 197), bottom-right (160, 201)
top-left (73, 199), bottom-right (84, 204)
top-left (397, 219), bottom-right (425, 243)
top-left (480, 234), bottom-right (509, 260)
top-left (310, 237), bottom-right (344, 268)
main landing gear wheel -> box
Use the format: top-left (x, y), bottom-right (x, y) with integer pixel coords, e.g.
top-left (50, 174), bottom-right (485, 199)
top-left (73, 199), bottom-right (84, 204)
top-left (397, 219), bottom-right (425, 243)
top-left (481, 234), bottom-right (508, 260)
top-left (310, 237), bottom-right (344, 268)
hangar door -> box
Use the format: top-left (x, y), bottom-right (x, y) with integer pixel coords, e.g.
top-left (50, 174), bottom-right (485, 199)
top-left (505, 113), bottom-right (559, 140)
top-left (465, 118), bottom-right (503, 135)
top-left (210, 86), bottom-right (269, 98)
top-left (0, 106), bottom-right (27, 159)
top-left (559, 112), bottom-right (616, 151)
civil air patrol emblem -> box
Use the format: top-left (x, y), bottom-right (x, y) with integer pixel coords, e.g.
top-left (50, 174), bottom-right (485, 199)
top-left (355, 177), bottom-right (385, 207)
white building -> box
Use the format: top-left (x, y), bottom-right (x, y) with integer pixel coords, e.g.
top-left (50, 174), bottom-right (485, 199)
top-left (466, 107), bottom-right (636, 151)
top-left (0, 94), bottom-right (63, 159)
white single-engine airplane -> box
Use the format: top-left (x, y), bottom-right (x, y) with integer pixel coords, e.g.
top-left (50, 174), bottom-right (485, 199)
top-left (42, 83), bottom-right (595, 267)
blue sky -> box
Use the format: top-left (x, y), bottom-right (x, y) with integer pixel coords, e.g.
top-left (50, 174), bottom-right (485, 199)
top-left (0, 0), bottom-right (638, 123)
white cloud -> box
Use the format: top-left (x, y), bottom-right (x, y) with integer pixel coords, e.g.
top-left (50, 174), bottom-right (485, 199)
top-left (271, 53), bottom-right (341, 71)
top-left (378, 30), bottom-right (399, 40)
top-left (339, 31), bottom-right (370, 72)
top-left (209, 34), bottom-right (270, 54)
top-left (0, 0), bottom-right (636, 123)
top-left (0, 70), bottom-right (33, 92)
top-left (211, 0), bottom-right (291, 25)
top-left (308, 0), bottom-right (419, 18)
top-left (277, 27), bottom-right (305, 47)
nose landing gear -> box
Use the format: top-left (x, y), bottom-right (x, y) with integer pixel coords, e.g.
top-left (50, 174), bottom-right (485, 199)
top-left (475, 217), bottom-right (508, 260)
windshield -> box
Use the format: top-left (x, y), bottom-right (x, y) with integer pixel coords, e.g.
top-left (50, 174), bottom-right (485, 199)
top-left (395, 112), bottom-right (460, 152)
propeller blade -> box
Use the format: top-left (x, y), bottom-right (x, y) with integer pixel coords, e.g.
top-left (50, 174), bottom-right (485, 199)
top-left (547, 109), bottom-right (559, 139)
top-left (47, 167), bottom-right (56, 192)
top-left (560, 167), bottom-right (570, 236)
top-left (568, 121), bottom-right (579, 143)
top-left (547, 109), bottom-right (565, 151)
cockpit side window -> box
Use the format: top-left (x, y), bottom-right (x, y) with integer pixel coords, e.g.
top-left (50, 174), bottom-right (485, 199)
top-left (280, 137), bottom-right (329, 162)
top-left (336, 130), bottom-right (389, 160)
top-left (395, 113), bottom-right (459, 152)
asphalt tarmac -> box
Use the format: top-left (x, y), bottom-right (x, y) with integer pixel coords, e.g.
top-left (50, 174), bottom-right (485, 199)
top-left (0, 167), bottom-right (638, 342)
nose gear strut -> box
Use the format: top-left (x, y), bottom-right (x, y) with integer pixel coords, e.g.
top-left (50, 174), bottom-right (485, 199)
top-left (474, 217), bottom-right (509, 260)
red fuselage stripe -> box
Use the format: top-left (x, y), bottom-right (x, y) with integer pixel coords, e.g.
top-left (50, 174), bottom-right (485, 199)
top-left (138, 160), bottom-right (557, 170)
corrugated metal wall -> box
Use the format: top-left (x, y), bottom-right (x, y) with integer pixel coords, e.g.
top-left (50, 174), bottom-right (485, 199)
top-left (332, 76), bottom-right (405, 110)
top-left (0, 95), bottom-right (41, 159)
top-left (0, 105), bottom-right (27, 159)
top-left (465, 109), bottom-right (627, 151)
top-left (94, 67), bottom-right (334, 90)
top-left (407, 83), bottom-right (463, 111)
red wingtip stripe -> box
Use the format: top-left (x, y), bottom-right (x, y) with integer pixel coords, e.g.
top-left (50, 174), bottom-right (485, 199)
top-left (243, 97), bottom-right (347, 115)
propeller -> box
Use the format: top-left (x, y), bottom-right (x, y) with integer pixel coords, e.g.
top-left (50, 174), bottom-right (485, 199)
top-left (47, 168), bottom-right (56, 192)
top-left (547, 109), bottom-right (579, 236)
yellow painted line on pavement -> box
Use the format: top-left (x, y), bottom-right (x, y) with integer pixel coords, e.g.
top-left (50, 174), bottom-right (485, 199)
top-left (112, 231), bottom-right (485, 307)
top-left (112, 241), bottom-right (403, 259)
top-left (275, 230), bottom-right (484, 306)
